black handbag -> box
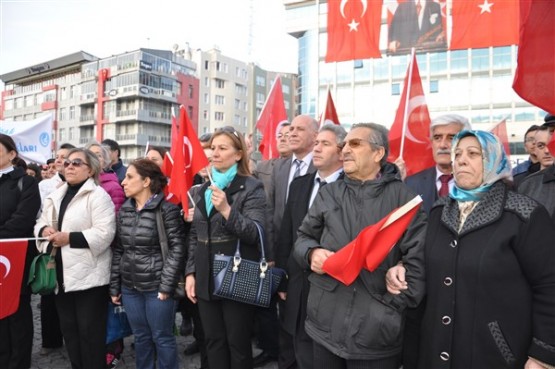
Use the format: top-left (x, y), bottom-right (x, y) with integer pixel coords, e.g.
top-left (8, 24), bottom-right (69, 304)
top-left (156, 207), bottom-right (186, 300)
top-left (212, 222), bottom-right (286, 308)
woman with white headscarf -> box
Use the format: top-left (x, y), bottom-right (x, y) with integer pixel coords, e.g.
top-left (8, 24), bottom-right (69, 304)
top-left (416, 130), bottom-right (555, 369)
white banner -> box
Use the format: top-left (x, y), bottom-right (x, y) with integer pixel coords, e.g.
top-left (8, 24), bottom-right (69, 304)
top-left (0, 114), bottom-right (53, 164)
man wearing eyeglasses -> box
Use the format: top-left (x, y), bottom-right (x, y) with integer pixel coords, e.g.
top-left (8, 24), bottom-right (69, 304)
top-left (513, 125), bottom-right (541, 188)
top-left (254, 115), bottom-right (318, 367)
top-left (518, 126), bottom-right (555, 219)
top-left (293, 123), bottom-right (427, 368)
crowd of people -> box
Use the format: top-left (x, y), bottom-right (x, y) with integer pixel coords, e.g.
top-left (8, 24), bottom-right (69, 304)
top-left (0, 111), bottom-right (554, 369)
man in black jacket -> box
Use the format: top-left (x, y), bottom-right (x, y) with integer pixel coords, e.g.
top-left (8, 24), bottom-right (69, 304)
top-left (276, 123), bottom-right (346, 369)
top-left (294, 123), bottom-right (427, 368)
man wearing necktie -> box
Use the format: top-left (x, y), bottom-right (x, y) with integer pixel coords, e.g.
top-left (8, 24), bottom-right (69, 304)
top-left (388, 0), bottom-right (446, 54)
top-left (254, 115), bottom-right (318, 367)
top-left (276, 123), bottom-right (346, 369)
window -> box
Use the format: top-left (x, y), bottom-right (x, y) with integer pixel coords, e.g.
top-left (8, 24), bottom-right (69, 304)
top-left (204, 77), bottom-right (210, 87)
top-left (256, 92), bottom-right (265, 103)
top-left (215, 95), bottom-right (225, 105)
top-left (234, 114), bottom-right (240, 125)
top-left (204, 60), bottom-right (209, 70)
top-left (60, 87), bottom-right (67, 100)
top-left (59, 107), bottom-right (66, 121)
top-left (391, 83), bottom-right (400, 95)
top-left (69, 85), bottom-right (76, 98)
top-left (204, 93), bottom-right (209, 104)
top-left (451, 50), bottom-right (468, 73)
top-left (188, 84), bottom-right (194, 99)
top-left (215, 79), bottom-right (225, 88)
top-left (492, 46), bottom-right (512, 70)
top-left (69, 127), bottom-right (76, 140)
top-left (59, 128), bottom-right (66, 141)
top-left (214, 111), bottom-right (224, 121)
top-left (430, 80), bottom-right (439, 93)
top-left (203, 110), bottom-right (208, 119)
top-left (235, 99), bottom-right (240, 109)
top-left (472, 48), bottom-right (490, 72)
top-left (282, 84), bottom-right (290, 94)
top-left (188, 106), bottom-right (194, 120)
top-left (69, 106), bottom-right (76, 119)
top-left (256, 76), bottom-right (266, 87)
top-left (243, 102), bottom-right (247, 110)
top-left (235, 83), bottom-right (247, 95)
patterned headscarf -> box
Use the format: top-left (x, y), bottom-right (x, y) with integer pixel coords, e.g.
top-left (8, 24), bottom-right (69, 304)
top-left (450, 130), bottom-right (512, 201)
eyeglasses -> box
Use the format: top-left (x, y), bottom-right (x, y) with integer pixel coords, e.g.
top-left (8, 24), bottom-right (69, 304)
top-left (277, 133), bottom-right (290, 140)
top-left (524, 137), bottom-right (536, 143)
top-left (63, 159), bottom-right (90, 168)
top-left (338, 138), bottom-right (380, 150)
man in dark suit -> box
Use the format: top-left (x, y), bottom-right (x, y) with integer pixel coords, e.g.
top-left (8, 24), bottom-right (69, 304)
top-left (390, 113), bottom-right (470, 369)
top-left (402, 114), bottom-right (471, 214)
top-left (388, 0), bottom-right (445, 54)
top-left (254, 115), bottom-right (319, 367)
top-left (254, 122), bottom-right (292, 197)
top-left (276, 124), bottom-right (346, 369)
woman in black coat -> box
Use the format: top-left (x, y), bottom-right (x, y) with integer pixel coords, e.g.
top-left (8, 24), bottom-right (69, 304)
top-left (0, 134), bottom-right (41, 369)
top-left (417, 131), bottom-right (555, 369)
top-left (110, 159), bottom-right (187, 369)
top-left (185, 127), bottom-right (266, 369)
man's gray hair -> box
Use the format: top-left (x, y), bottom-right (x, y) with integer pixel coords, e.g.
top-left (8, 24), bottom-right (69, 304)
top-left (319, 123), bottom-right (347, 145)
top-left (430, 114), bottom-right (471, 137)
top-left (351, 123), bottom-right (389, 166)
top-left (85, 141), bottom-right (112, 171)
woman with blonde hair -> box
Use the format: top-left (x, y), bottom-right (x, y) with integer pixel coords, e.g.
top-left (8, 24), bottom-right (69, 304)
top-left (35, 148), bottom-right (116, 369)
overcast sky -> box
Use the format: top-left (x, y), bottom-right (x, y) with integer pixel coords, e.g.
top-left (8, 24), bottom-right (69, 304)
top-left (0, 0), bottom-right (298, 80)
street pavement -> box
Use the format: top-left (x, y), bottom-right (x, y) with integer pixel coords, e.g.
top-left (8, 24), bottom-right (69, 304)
top-left (29, 294), bottom-right (278, 369)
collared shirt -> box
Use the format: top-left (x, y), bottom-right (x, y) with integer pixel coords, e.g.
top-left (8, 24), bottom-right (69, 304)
top-left (435, 167), bottom-right (454, 194)
top-left (309, 168), bottom-right (343, 208)
top-left (0, 166), bottom-right (14, 177)
top-left (286, 152), bottom-right (314, 201)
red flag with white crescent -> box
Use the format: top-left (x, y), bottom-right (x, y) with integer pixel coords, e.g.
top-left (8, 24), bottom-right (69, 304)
top-left (167, 106), bottom-right (209, 210)
top-left (0, 240), bottom-right (28, 319)
top-left (256, 76), bottom-right (288, 160)
top-left (323, 197), bottom-right (422, 286)
top-left (319, 87), bottom-right (341, 126)
top-left (388, 52), bottom-right (435, 177)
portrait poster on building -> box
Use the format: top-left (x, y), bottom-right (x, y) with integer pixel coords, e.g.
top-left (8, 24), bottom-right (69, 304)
top-left (385, 0), bottom-right (447, 56)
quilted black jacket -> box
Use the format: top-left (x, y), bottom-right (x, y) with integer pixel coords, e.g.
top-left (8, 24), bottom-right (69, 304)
top-left (109, 193), bottom-right (187, 296)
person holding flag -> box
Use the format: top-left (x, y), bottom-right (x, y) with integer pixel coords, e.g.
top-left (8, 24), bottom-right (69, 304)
top-left (293, 123), bottom-right (427, 368)
top-left (0, 134), bottom-right (42, 369)
top-left (184, 127), bottom-right (267, 369)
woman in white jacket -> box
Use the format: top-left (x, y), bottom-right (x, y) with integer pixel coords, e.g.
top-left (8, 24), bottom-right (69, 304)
top-left (35, 148), bottom-right (116, 369)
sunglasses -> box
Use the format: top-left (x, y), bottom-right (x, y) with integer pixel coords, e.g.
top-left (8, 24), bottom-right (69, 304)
top-left (338, 138), bottom-right (380, 150)
top-left (63, 159), bottom-right (90, 168)
top-left (217, 126), bottom-right (240, 139)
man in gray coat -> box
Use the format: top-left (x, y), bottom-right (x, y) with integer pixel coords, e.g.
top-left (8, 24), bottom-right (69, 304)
top-left (293, 123), bottom-right (427, 368)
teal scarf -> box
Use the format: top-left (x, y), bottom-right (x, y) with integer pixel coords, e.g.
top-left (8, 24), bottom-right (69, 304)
top-left (205, 163), bottom-right (238, 215)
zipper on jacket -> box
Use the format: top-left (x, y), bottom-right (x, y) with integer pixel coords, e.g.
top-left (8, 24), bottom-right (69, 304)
top-left (130, 211), bottom-right (139, 288)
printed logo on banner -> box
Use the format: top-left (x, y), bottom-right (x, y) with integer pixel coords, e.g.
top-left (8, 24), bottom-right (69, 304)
top-left (40, 132), bottom-right (50, 147)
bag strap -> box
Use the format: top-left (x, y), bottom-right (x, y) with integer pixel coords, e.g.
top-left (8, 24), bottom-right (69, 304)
top-left (17, 176), bottom-right (24, 193)
top-left (156, 206), bottom-right (169, 262)
top-left (233, 221), bottom-right (266, 261)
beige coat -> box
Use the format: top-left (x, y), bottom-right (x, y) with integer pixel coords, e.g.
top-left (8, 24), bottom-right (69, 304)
top-left (35, 178), bottom-right (115, 292)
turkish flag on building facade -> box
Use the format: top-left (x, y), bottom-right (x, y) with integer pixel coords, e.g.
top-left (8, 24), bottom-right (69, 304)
top-left (512, 0), bottom-right (555, 115)
top-left (450, 0), bottom-right (519, 50)
top-left (388, 52), bottom-right (435, 177)
top-left (167, 106), bottom-right (209, 210)
top-left (325, 0), bottom-right (382, 62)
top-left (0, 240), bottom-right (28, 319)
top-left (323, 197), bottom-right (422, 286)
top-left (490, 119), bottom-right (511, 159)
top-left (256, 76), bottom-right (288, 160)
top-left (319, 87), bottom-right (341, 126)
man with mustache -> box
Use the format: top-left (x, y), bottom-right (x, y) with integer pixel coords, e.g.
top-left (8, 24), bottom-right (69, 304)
top-left (404, 114), bottom-right (471, 214)
top-left (293, 123), bottom-right (427, 368)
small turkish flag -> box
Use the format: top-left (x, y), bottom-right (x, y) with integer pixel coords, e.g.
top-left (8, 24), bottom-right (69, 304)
top-left (388, 52), bottom-right (435, 177)
top-left (0, 240), bottom-right (28, 319)
top-left (323, 196), bottom-right (422, 286)
top-left (490, 119), bottom-right (511, 159)
top-left (450, 0), bottom-right (519, 50)
top-left (319, 87), bottom-right (341, 126)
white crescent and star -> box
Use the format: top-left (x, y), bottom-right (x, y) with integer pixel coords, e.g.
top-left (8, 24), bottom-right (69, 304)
top-left (0, 255), bottom-right (11, 279)
top-left (340, 0), bottom-right (368, 32)
top-left (405, 95), bottom-right (428, 144)
top-left (478, 0), bottom-right (494, 14)
top-left (182, 137), bottom-right (194, 170)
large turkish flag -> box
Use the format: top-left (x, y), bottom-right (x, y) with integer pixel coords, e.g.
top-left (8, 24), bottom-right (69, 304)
top-left (0, 240), bottom-right (28, 319)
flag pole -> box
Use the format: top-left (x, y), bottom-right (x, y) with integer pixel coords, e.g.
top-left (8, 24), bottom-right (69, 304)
top-left (316, 0), bottom-right (320, 118)
top-left (0, 238), bottom-right (48, 242)
top-left (400, 48), bottom-right (416, 159)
